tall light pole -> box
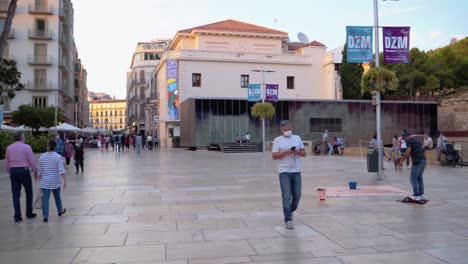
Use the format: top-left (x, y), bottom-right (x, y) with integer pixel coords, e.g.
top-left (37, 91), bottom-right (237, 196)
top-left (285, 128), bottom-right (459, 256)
top-left (374, 0), bottom-right (383, 180)
top-left (251, 69), bottom-right (275, 152)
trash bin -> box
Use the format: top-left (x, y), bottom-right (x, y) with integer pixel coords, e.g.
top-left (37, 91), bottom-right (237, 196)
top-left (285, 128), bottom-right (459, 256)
top-left (367, 147), bottom-right (378, 172)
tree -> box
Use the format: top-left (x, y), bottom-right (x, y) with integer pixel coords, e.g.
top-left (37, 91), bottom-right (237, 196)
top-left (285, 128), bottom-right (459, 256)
top-left (12, 105), bottom-right (59, 134)
top-left (340, 45), bottom-right (364, 99)
top-left (251, 102), bottom-right (275, 120)
top-left (361, 67), bottom-right (398, 95)
top-left (0, 0), bottom-right (18, 57)
top-left (0, 58), bottom-right (24, 100)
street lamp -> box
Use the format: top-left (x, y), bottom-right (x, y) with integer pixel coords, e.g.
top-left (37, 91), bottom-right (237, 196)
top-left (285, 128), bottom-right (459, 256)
top-left (374, 0), bottom-right (399, 180)
top-left (251, 69), bottom-right (275, 152)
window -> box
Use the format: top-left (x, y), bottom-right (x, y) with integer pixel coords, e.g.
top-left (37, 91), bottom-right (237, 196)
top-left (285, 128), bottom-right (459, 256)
top-left (140, 87), bottom-right (145, 99)
top-left (140, 70), bottom-right (145, 83)
top-left (105, 118), bottom-right (108, 124)
top-left (240, 75), bottom-right (249, 88)
top-left (120, 118), bottom-right (122, 123)
top-left (110, 110), bottom-right (112, 116)
top-left (115, 110), bottom-right (117, 116)
top-left (34, 43), bottom-right (47, 58)
top-left (192, 73), bottom-right (201, 87)
top-left (96, 119), bottom-right (99, 124)
top-left (35, 19), bottom-right (46, 36)
top-left (105, 111), bottom-right (108, 116)
top-left (1, 96), bottom-right (10, 111)
top-left (287, 76), bottom-right (295, 89)
top-left (33, 96), bottom-right (47, 107)
top-left (34, 69), bottom-right (46, 88)
top-left (310, 118), bottom-right (342, 133)
top-left (120, 110), bottom-right (123, 116)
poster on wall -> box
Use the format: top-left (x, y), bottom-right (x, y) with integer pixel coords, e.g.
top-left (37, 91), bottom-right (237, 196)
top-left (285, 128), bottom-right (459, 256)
top-left (166, 59), bottom-right (179, 121)
top-left (383, 27), bottom-right (410, 64)
top-left (346, 26), bottom-right (373, 63)
top-left (248, 84), bottom-right (261, 102)
top-left (265, 84), bottom-right (278, 102)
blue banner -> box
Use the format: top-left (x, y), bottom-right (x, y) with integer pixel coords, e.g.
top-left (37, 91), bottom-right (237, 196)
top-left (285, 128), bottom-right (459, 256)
top-left (346, 26), bottom-right (373, 63)
top-left (248, 84), bottom-right (261, 102)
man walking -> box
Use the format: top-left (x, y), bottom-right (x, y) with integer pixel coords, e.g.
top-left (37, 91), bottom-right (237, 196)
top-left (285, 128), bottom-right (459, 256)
top-left (5, 132), bottom-right (38, 222)
top-left (400, 130), bottom-right (427, 201)
top-left (136, 133), bottom-right (143, 155)
top-left (272, 120), bottom-right (306, 229)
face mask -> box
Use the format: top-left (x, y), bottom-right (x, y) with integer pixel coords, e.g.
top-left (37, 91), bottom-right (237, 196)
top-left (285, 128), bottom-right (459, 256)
top-left (283, 130), bottom-right (292, 137)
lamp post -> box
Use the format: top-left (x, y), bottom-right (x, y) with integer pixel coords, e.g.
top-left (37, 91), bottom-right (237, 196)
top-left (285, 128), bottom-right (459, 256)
top-left (251, 69), bottom-right (275, 152)
top-left (373, 0), bottom-right (384, 180)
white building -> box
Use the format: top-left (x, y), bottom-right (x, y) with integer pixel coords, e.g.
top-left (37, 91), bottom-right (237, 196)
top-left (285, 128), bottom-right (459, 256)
top-left (1, 0), bottom-right (80, 124)
top-left (126, 40), bottom-right (169, 135)
top-left (153, 19), bottom-right (342, 147)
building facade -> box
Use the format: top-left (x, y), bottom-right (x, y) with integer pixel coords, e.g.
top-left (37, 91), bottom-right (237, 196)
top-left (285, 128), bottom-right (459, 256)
top-left (126, 40), bottom-right (169, 136)
top-left (89, 99), bottom-right (127, 132)
top-left (1, 0), bottom-right (84, 125)
top-left (154, 19), bottom-right (342, 147)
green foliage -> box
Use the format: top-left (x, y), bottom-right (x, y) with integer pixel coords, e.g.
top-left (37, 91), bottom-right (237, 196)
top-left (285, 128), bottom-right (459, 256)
top-left (340, 45), bottom-right (364, 99)
top-left (25, 135), bottom-right (49, 153)
top-left (251, 102), bottom-right (275, 120)
top-left (0, 58), bottom-right (24, 100)
top-left (361, 67), bottom-right (398, 94)
top-left (380, 37), bottom-right (468, 95)
top-left (0, 130), bottom-right (14, 159)
top-left (12, 105), bottom-right (58, 133)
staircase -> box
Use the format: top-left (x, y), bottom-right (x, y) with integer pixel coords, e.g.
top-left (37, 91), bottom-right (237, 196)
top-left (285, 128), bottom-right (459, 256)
top-left (221, 141), bottom-right (262, 153)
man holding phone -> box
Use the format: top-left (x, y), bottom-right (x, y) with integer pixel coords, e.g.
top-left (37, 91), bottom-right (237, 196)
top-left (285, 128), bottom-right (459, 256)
top-left (272, 120), bottom-right (306, 229)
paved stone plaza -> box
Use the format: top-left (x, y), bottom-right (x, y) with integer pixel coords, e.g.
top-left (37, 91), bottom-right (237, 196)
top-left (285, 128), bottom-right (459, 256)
top-left (0, 149), bottom-right (467, 264)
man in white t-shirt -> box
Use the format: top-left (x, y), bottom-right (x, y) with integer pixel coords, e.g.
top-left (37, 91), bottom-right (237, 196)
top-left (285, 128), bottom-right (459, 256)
top-left (272, 120), bottom-right (306, 229)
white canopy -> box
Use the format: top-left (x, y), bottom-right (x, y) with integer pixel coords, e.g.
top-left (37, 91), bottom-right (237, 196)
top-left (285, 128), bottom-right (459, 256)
top-left (0, 124), bottom-right (15, 130)
top-left (80, 127), bottom-right (97, 133)
top-left (13, 125), bottom-right (48, 132)
top-left (51, 123), bottom-right (81, 132)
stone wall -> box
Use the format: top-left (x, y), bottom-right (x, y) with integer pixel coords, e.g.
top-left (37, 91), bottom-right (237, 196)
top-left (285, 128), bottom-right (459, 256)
top-left (439, 93), bottom-right (468, 131)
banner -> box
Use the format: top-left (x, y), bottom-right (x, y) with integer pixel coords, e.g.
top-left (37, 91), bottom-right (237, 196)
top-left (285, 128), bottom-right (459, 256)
top-left (383, 27), bottom-right (410, 64)
top-left (346, 26), bottom-right (373, 63)
top-left (166, 59), bottom-right (179, 121)
top-left (265, 84), bottom-right (279, 102)
top-left (247, 84), bottom-right (261, 102)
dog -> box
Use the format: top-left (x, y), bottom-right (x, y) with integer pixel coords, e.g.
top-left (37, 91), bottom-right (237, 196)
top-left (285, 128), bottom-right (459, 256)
top-left (393, 157), bottom-right (403, 170)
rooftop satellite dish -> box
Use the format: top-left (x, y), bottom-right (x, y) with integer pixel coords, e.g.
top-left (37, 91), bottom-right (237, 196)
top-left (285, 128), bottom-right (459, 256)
top-left (298, 32), bottom-right (310, 44)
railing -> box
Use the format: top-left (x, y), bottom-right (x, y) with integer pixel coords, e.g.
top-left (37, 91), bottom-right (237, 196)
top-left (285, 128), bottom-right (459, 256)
top-left (27, 81), bottom-right (53, 91)
top-left (59, 59), bottom-right (68, 69)
top-left (149, 92), bottom-right (158, 101)
top-left (28, 29), bottom-right (53, 40)
top-left (28, 55), bottom-right (53, 65)
top-left (0, 1), bottom-right (9, 12)
top-left (28, 4), bottom-right (53, 14)
top-left (59, 32), bottom-right (67, 44)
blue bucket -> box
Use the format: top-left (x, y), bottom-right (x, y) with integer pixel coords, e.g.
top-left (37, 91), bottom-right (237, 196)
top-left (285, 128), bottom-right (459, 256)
top-left (348, 181), bottom-right (357, 190)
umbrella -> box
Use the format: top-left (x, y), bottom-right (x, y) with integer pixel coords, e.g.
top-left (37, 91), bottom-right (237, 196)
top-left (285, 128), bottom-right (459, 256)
top-left (13, 125), bottom-right (48, 132)
top-left (51, 123), bottom-right (81, 132)
top-left (80, 127), bottom-right (97, 133)
top-left (1, 124), bottom-right (15, 130)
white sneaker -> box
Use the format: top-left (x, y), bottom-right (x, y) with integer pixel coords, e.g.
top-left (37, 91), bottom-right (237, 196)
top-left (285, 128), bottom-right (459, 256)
top-left (407, 166), bottom-right (411, 169)
top-left (286, 221), bottom-right (294, 229)
top-left (411, 196), bottom-right (421, 201)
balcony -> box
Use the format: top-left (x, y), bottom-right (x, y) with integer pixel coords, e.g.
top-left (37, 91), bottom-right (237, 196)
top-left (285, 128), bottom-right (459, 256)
top-left (59, 32), bottom-right (67, 45)
top-left (28, 55), bottom-right (52, 66)
top-left (28, 4), bottom-right (53, 15)
top-left (28, 29), bottom-right (53, 40)
top-left (27, 81), bottom-right (53, 91)
top-left (149, 92), bottom-right (158, 102)
top-left (59, 59), bottom-right (68, 70)
top-left (0, 1), bottom-right (9, 12)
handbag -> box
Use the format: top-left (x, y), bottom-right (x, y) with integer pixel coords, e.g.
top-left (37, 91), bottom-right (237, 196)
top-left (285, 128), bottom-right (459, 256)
top-left (34, 189), bottom-right (42, 209)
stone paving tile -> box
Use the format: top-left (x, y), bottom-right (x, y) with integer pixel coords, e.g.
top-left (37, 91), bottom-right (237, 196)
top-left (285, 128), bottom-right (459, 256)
top-left (106, 222), bottom-right (177, 233)
top-left (0, 248), bottom-right (80, 264)
top-left (73, 215), bottom-right (129, 224)
top-left (273, 224), bottom-right (321, 237)
top-left (331, 235), bottom-right (408, 249)
top-left (248, 257), bottom-right (343, 264)
top-left (453, 229), bottom-right (468, 236)
top-left (42, 233), bottom-right (127, 249)
top-left (166, 240), bottom-right (256, 260)
top-left (429, 239), bottom-right (468, 248)
top-left (188, 256), bottom-right (252, 264)
top-left (249, 236), bottom-right (342, 255)
top-left (125, 230), bottom-right (204, 245)
top-left (72, 245), bottom-right (166, 263)
top-left (249, 252), bottom-right (315, 262)
top-left (373, 243), bottom-right (435, 253)
top-left (122, 205), bottom-right (171, 214)
top-left (203, 227), bottom-right (282, 241)
top-left (337, 251), bottom-right (444, 264)
top-left (424, 247), bottom-right (468, 264)
top-left (310, 247), bottom-right (378, 257)
top-left (177, 218), bottom-right (247, 230)
top-left (394, 231), bottom-right (467, 243)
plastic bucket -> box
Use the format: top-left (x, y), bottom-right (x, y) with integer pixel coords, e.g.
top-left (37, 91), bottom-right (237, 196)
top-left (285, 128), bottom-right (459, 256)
top-left (348, 181), bottom-right (357, 190)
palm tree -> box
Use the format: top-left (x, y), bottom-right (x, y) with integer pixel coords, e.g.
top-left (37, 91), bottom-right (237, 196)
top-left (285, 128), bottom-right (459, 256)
top-left (0, 0), bottom-right (18, 57)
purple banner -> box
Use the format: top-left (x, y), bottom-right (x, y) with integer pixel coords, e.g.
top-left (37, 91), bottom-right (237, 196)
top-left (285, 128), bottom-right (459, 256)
top-left (383, 27), bottom-right (410, 64)
top-left (265, 84), bottom-right (278, 102)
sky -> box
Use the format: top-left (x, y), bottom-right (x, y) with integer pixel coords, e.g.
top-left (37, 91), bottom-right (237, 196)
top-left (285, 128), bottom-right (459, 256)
top-left (73, 0), bottom-right (468, 99)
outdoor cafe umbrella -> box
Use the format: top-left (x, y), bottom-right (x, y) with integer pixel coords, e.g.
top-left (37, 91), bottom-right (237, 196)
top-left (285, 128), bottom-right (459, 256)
top-left (0, 124), bottom-right (15, 130)
top-left (51, 123), bottom-right (81, 132)
top-left (80, 127), bottom-right (97, 134)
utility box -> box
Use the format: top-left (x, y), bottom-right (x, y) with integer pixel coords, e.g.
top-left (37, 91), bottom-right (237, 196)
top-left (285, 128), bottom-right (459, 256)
top-left (367, 147), bottom-right (378, 172)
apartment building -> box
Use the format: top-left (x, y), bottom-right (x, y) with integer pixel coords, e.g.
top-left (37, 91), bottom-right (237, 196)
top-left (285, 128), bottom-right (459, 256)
top-left (1, 0), bottom-right (85, 125)
top-left (126, 40), bottom-right (169, 135)
top-left (89, 99), bottom-right (127, 132)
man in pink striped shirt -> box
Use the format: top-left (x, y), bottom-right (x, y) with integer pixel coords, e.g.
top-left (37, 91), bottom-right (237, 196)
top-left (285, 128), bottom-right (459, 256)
top-left (5, 132), bottom-right (39, 222)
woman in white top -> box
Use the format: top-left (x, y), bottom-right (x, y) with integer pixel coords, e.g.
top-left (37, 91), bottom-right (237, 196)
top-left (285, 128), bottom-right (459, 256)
top-left (399, 137), bottom-right (410, 168)
top-left (38, 140), bottom-right (67, 222)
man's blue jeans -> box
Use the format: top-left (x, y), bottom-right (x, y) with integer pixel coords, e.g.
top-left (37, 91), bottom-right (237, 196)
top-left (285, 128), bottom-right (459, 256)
top-left (410, 159), bottom-right (426, 197)
top-left (279, 172), bottom-right (302, 222)
top-left (41, 188), bottom-right (63, 219)
top-left (10, 168), bottom-right (34, 221)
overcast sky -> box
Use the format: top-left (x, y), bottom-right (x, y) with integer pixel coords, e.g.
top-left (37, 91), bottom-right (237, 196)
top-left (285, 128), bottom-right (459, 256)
top-left (73, 0), bottom-right (468, 99)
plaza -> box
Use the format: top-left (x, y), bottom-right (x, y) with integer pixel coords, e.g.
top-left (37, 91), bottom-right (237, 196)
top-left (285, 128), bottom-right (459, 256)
top-left (0, 149), bottom-right (467, 264)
